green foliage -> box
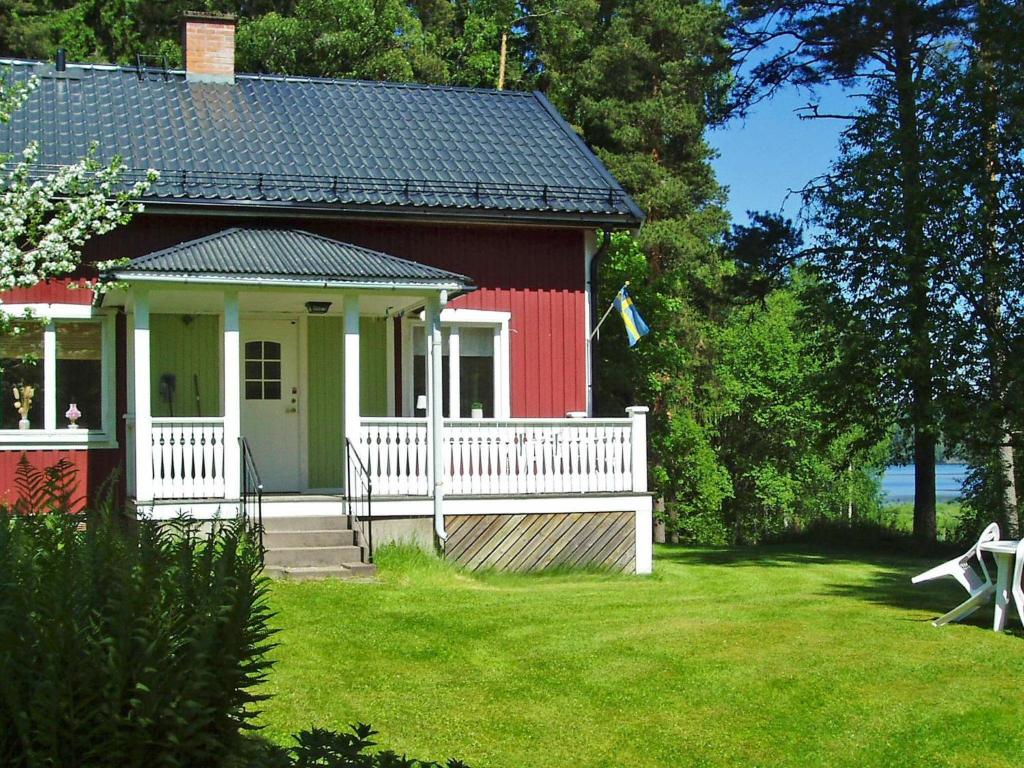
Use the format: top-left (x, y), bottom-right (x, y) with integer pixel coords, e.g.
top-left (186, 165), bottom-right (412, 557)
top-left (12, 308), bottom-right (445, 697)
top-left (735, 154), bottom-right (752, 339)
top-left (236, 0), bottom-right (435, 81)
top-left (713, 274), bottom-right (886, 542)
top-left (251, 724), bottom-right (470, 767)
top-left (0, 508), bottom-right (275, 767)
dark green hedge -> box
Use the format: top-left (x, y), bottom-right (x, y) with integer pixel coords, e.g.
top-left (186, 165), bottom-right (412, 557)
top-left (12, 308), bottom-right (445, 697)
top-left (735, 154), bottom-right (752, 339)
top-left (0, 508), bottom-right (274, 767)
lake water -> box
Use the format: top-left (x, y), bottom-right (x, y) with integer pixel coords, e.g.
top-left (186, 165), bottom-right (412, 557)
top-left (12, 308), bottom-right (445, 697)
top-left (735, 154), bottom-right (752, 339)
top-left (880, 463), bottom-right (967, 503)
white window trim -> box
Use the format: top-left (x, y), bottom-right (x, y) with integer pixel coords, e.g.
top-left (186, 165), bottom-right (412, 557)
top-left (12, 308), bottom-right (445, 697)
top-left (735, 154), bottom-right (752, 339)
top-left (0, 304), bottom-right (118, 449)
top-left (401, 308), bottom-right (511, 419)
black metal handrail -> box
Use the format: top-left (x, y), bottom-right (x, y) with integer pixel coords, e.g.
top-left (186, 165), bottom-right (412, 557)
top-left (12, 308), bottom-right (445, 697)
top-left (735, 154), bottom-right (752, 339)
top-left (239, 436), bottom-right (264, 559)
top-left (345, 438), bottom-right (374, 563)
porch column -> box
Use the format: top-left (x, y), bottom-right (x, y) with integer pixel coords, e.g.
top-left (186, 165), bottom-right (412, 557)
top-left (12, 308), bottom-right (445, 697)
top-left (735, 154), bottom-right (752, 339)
top-left (627, 405), bottom-right (649, 493)
top-left (343, 295), bottom-right (360, 462)
top-left (426, 292), bottom-right (448, 545)
top-left (133, 288), bottom-right (152, 504)
top-left (223, 291), bottom-right (241, 501)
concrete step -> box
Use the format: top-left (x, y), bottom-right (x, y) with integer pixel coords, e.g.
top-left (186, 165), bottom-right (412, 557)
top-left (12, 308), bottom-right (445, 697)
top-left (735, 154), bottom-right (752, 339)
top-left (263, 530), bottom-right (356, 548)
top-left (260, 515), bottom-right (350, 533)
top-left (264, 545), bottom-right (364, 568)
top-left (264, 564), bottom-right (377, 581)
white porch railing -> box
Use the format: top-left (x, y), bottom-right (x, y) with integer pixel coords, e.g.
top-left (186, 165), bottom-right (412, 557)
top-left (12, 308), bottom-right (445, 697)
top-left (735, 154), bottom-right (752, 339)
top-left (357, 409), bottom-right (647, 497)
top-left (151, 418), bottom-right (227, 499)
top-left (357, 418), bottom-right (431, 496)
top-left (443, 418), bottom-right (634, 495)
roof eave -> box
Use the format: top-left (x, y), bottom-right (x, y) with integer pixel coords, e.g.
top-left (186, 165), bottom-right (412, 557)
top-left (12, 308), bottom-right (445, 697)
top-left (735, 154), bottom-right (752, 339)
top-left (136, 197), bottom-right (644, 229)
top-left (110, 271), bottom-right (471, 293)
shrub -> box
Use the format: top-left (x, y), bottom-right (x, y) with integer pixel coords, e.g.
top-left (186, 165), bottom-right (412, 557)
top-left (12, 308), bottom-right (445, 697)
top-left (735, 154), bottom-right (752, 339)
top-left (249, 724), bottom-right (470, 768)
top-left (0, 508), bottom-right (274, 768)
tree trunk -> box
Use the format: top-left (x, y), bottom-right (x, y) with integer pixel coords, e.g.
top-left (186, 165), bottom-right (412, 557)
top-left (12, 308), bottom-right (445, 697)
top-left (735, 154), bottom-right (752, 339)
top-left (894, 21), bottom-right (937, 542)
top-left (977, 0), bottom-right (1020, 536)
top-left (497, 30), bottom-right (507, 90)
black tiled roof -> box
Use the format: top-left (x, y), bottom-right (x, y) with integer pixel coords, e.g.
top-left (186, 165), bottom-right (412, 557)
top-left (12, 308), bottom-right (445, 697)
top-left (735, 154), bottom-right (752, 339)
top-left (0, 59), bottom-right (643, 225)
top-left (114, 228), bottom-right (471, 287)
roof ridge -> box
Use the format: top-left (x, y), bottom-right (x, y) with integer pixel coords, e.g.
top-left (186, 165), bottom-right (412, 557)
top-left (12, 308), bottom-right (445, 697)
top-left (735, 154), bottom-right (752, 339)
top-left (0, 56), bottom-right (534, 97)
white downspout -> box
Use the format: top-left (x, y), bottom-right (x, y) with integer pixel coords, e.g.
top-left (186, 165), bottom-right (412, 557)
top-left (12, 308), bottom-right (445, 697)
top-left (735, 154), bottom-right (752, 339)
top-left (427, 291), bottom-right (449, 545)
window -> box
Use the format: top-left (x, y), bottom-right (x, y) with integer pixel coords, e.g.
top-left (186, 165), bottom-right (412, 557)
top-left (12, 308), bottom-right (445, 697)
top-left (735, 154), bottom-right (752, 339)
top-left (0, 309), bottom-right (113, 443)
top-left (412, 329), bottom-right (450, 416)
top-left (56, 322), bottom-right (102, 429)
top-left (458, 327), bottom-right (494, 418)
top-left (0, 323), bottom-right (44, 429)
top-left (403, 309), bottom-right (509, 419)
top-left (245, 341), bottom-right (282, 400)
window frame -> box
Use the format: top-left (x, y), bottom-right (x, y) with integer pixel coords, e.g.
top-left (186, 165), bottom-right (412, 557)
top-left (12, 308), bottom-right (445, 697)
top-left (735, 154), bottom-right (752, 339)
top-left (400, 308), bottom-right (511, 419)
top-left (0, 304), bottom-right (117, 448)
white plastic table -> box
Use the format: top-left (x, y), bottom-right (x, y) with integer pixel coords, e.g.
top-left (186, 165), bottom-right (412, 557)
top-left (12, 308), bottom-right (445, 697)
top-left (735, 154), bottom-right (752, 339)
top-left (978, 540), bottom-right (1018, 631)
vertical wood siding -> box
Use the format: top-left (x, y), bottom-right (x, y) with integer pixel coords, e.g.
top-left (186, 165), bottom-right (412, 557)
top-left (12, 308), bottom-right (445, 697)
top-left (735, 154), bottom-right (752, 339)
top-left (0, 449), bottom-right (121, 511)
top-left (360, 317), bottom-right (387, 417)
top-left (0, 278), bottom-right (95, 306)
top-left (149, 314), bottom-right (221, 417)
top-left (78, 214), bottom-right (589, 418)
top-left (0, 214), bottom-right (588, 492)
top-left (306, 317), bottom-right (344, 488)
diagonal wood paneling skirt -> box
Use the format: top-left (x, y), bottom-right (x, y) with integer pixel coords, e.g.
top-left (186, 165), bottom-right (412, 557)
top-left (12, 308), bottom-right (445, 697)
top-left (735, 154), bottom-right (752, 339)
top-left (444, 511), bottom-right (636, 573)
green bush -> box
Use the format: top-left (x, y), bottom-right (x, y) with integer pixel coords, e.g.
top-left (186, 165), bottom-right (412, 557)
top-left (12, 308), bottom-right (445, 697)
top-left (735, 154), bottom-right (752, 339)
top-left (0, 508), bottom-right (274, 767)
top-left (250, 724), bottom-right (470, 768)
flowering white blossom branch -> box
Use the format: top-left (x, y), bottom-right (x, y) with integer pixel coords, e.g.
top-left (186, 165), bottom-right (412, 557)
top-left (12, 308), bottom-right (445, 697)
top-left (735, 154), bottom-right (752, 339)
top-left (0, 74), bottom-right (158, 293)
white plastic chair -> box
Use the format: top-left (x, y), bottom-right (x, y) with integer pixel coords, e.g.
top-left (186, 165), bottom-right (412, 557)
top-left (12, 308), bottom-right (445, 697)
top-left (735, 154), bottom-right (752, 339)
top-left (911, 522), bottom-right (1000, 626)
top-left (1012, 538), bottom-right (1024, 628)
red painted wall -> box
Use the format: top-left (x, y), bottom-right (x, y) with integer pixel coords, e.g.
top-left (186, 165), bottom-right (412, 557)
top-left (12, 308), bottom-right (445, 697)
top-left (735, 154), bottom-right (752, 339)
top-left (0, 213), bottom-right (590, 500)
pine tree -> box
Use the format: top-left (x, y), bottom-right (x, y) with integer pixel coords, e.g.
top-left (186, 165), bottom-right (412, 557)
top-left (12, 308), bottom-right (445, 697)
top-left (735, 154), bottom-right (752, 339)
top-left (729, 0), bottom-right (972, 542)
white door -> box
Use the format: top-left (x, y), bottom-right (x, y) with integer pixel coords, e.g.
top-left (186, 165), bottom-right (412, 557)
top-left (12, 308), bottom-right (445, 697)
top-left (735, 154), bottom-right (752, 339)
top-left (241, 318), bottom-right (301, 491)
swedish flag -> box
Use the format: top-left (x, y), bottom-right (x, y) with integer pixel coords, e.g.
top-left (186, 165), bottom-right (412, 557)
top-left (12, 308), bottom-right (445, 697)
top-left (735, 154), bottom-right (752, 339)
top-left (613, 284), bottom-right (650, 347)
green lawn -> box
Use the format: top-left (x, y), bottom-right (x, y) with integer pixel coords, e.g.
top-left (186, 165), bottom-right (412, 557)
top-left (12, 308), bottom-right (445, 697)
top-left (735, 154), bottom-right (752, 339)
top-left (258, 544), bottom-right (1024, 767)
top-left (886, 502), bottom-right (963, 538)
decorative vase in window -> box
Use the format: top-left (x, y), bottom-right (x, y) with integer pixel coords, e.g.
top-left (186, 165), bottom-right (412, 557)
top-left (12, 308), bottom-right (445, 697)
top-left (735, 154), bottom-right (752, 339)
top-left (13, 385), bottom-right (34, 430)
top-left (66, 403), bottom-right (82, 429)
top-left (471, 401), bottom-right (484, 419)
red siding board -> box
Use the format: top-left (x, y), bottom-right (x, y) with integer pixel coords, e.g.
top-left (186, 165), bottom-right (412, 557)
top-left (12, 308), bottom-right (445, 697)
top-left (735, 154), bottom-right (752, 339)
top-left (69, 214), bottom-right (588, 422)
top-left (0, 449), bottom-right (121, 511)
top-left (0, 278), bottom-right (96, 306)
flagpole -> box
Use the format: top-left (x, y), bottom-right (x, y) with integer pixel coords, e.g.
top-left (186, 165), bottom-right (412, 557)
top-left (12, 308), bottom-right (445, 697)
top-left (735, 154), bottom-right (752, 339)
top-left (589, 281), bottom-right (631, 341)
top-left (589, 299), bottom-right (617, 341)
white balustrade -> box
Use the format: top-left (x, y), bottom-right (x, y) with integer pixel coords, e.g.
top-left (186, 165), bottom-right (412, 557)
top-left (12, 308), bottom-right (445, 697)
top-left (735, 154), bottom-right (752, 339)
top-left (442, 419), bottom-right (634, 496)
top-left (358, 415), bottom-right (642, 497)
top-left (150, 418), bottom-right (227, 499)
top-left (357, 418), bottom-right (431, 496)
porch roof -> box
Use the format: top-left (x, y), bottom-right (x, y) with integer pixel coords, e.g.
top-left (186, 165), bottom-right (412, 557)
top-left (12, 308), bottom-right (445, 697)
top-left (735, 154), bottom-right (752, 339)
top-left (109, 228), bottom-right (472, 291)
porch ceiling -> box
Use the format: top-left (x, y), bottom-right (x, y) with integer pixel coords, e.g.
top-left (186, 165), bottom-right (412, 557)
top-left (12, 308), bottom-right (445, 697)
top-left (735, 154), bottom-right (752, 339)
top-left (105, 227), bottom-right (472, 291)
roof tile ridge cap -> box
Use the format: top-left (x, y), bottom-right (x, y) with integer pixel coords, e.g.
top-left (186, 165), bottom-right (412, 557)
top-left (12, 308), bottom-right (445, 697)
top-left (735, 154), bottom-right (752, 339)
top-left (130, 227), bottom-right (243, 266)
top-left (234, 70), bottom-right (533, 96)
top-left (291, 229), bottom-right (471, 280)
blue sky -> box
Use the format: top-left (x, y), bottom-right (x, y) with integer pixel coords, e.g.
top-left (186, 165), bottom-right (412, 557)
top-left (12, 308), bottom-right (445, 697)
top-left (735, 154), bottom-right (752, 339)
top-left (709, 83), bottom-right (856, 231)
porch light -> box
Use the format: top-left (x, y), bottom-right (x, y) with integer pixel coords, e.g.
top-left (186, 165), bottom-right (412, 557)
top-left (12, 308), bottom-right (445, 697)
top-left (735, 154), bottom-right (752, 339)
top-left (305, 301), bottom-right (332, 315)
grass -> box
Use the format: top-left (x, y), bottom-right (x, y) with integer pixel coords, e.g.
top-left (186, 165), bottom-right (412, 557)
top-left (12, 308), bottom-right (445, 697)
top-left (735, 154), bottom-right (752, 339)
top-left (258, 543), bottom-right (1024, 767)
top-left (886, 501), bottom-right (963, 539)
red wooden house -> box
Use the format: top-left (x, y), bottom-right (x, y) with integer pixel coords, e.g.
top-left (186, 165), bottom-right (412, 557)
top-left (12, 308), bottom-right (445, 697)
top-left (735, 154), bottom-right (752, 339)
top-left (0, 13), bottom-right (652, 575)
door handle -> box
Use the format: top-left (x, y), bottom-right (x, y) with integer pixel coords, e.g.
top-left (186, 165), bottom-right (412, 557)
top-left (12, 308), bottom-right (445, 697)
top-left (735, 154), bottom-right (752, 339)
top-left (285, 407), bottom-right (297, 414)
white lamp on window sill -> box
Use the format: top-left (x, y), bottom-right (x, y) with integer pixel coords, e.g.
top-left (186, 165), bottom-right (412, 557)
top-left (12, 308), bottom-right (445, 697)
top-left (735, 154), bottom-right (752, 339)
top-left (65, 403), bottom-right (82, 430)
top-left (415, 394), bottom-right (427, 413)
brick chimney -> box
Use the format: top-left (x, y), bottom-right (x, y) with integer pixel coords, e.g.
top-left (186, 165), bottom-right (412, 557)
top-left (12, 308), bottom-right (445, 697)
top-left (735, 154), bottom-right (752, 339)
top-left (182, 11), bottom-right (236, 84)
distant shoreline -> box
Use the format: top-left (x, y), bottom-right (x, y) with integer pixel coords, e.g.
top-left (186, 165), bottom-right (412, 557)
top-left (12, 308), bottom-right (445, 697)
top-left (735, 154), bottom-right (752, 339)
top-left (880, 463), bottom-right (966, 503)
